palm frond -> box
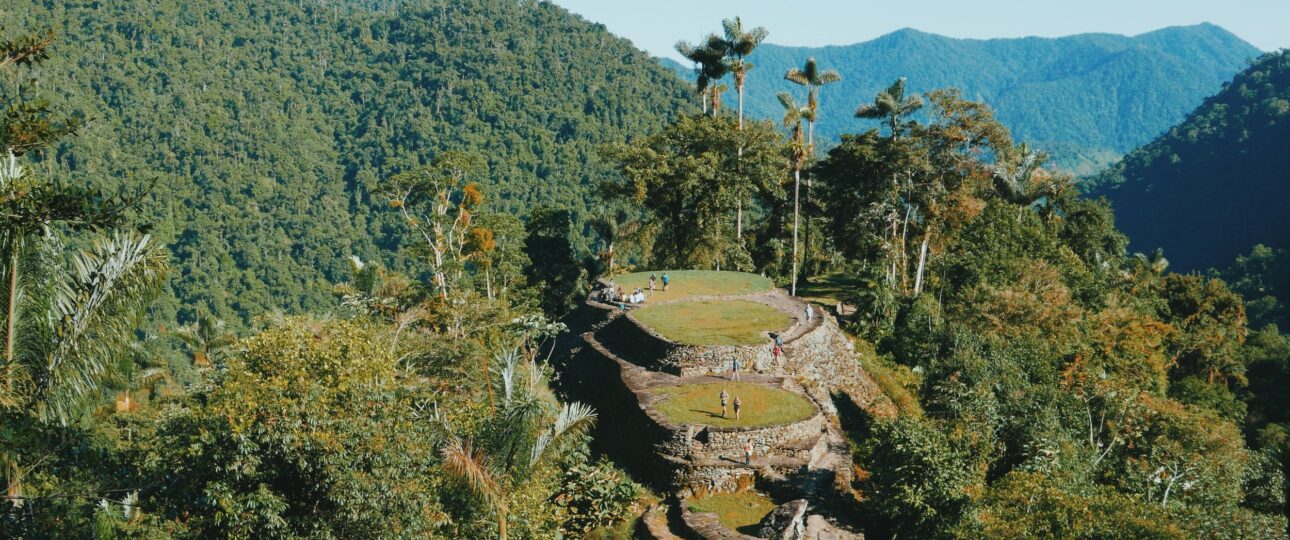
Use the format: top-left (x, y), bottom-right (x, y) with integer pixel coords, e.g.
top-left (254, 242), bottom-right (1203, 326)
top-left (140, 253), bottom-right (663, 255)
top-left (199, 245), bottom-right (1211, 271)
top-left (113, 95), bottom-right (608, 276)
top-left (528, 401), bottom-right (596, 467)
top-left (441, 436), bottom-right (502, 506)
top-left (39, 231), bottom-right (167, 424)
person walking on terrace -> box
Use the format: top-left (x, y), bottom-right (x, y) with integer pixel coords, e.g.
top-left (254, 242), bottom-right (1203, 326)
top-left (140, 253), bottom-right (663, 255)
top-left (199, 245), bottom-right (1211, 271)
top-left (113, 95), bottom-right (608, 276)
top-left (720, 388), bottom-right (730, 418)
top-left (731, 358), bottom-right (740, 381)
top-left (662, 272), bottom-right (670, 291)
top-left (805, 304), bottom-right (814, 323)
top-left (743, 440), bottom-right (753, 465)
top-left (649, 273), bottom-right (657, 294)
top-left (733, 395), bottom-right (743, 421)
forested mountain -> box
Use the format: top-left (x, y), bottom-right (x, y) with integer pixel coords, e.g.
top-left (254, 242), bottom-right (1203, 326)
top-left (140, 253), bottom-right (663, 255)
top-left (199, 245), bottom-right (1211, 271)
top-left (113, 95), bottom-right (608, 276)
top-left (0, 0), bottom-right (690, 325)
top-left (661, 24), bottom-right (1260, 173)
top-left (1093, 50), bottom-right (1290, 272)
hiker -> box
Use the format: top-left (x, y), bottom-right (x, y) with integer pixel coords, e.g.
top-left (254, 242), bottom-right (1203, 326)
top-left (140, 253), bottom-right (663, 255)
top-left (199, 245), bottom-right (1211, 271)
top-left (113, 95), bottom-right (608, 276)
top-left (805, 304), bottom-right (814, 323)
top-left (773, 343), bottom-right (783, 365)
top-left (743, 440), bottom-right (753, 464)
top-left (774, 333), bottom-right (784, 348)
top-left (720, 388), bottom-right (729, 418)
top-left (662, 272), bottom-right (670, 291)
top-left (731, 358), bottom-right (740, 381)
top-left (649, 274), bottom-right (657, 293)
top-left (733, 395), bottom-right (743, 420)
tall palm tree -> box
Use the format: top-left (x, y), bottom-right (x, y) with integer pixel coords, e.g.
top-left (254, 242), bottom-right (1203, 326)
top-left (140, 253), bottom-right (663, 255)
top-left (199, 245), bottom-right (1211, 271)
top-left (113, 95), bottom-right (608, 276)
top-left (785, 58), bottom-right (840, 279)
top-left (720, 17), bottom-right (768, 130)
top-left (719, 17), bottom-right (767, 240)
top-left (675, 36), bottom-right (729, 116)
top-left (785, 57), bottom-right (841, 153)
top-left (855, 77), bottom-right (924, 139)
top-left (779, 92), bottom-right (812, 296)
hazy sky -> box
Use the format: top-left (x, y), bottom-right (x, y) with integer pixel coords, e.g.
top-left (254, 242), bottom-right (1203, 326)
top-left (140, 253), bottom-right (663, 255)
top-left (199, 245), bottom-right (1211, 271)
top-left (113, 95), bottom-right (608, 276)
top-left (552, 0), bottom-right (1289, 61)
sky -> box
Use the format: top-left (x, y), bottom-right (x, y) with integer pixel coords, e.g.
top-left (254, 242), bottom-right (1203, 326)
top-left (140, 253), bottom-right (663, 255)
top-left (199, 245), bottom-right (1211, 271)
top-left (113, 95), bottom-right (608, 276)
top-left (551, 0), bottom-right (1289, 61)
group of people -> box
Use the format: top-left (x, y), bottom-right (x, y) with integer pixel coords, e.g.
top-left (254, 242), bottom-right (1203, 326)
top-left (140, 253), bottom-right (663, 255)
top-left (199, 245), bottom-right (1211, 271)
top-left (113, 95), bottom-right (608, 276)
top-left (595, 272), bottom-right (672, 308)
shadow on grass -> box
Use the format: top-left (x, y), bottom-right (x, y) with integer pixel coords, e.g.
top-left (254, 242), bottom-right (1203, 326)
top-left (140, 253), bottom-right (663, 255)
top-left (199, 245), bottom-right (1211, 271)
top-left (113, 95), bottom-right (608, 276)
top-left (689, 408), bottom-right (725, 419)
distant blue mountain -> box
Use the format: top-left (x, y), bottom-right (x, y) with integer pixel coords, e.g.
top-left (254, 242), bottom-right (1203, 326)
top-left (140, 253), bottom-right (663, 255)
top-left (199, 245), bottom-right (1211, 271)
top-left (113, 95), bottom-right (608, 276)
top-left (660, 24), bottom-right (1261, 174)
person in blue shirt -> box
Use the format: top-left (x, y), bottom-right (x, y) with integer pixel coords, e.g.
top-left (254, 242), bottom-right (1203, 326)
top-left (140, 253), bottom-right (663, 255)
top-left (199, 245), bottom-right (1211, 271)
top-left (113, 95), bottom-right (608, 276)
top-left (661, 272), bottom-right (670, 291)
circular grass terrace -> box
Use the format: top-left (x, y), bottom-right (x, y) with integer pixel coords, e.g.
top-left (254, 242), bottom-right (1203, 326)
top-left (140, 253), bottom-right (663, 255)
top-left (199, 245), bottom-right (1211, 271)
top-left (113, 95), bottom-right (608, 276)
top-left (686, 490), bottom-right (778, 535)
top-left (611, 270), bottom-right (772, 301)
top-left (653, 382), bottom-right (815, 429)
top-left (631, 299), bottom-right (792, 346)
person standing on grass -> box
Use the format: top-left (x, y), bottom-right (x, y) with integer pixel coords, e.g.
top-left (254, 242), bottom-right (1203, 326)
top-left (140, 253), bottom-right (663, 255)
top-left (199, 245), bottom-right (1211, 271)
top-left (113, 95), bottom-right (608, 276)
top-left (720, 388), bottom-right (729, 418)
top-left (662, 272), bottom-right (670, 291)
top-left (649, 274), bottom-right (657, 294)
top-left (743, 440), bottom-right (753, 465)
top-left (733, 395), bottom-right (742, 420)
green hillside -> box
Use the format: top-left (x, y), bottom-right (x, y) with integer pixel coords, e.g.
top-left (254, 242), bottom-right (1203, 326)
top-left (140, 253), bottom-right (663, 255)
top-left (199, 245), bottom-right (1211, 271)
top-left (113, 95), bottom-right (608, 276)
top-left (1095, 50), bottom-right (1290, 271)
top-left (0, 0), bottom-right (691, 324)
top-left (662, 24), bottom-right (1260, 173)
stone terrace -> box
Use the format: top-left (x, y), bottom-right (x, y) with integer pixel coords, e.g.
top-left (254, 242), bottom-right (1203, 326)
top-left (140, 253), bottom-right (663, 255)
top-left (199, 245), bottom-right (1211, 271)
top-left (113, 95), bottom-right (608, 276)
top-left (567, 273), bottom-right (885, 539)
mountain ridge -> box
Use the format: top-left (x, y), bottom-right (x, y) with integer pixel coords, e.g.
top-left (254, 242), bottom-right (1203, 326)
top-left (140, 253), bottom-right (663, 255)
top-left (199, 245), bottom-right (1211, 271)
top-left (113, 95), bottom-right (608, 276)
top-left (659, 23), bottom-right (1261, 173)
top-left (1095, 49), bottom-right (1290, 271)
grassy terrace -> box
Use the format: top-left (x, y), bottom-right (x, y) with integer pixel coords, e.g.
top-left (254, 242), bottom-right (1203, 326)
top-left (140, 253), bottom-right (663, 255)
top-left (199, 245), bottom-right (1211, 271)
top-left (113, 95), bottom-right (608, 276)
top-left (632, 300), bottom-right (791, 346)
top-left (654, 382), bottom-right (815, 428)
top-left (687, 491), bottom-right (778, 534)
top-left (611, 270), bottom-right (773, 301)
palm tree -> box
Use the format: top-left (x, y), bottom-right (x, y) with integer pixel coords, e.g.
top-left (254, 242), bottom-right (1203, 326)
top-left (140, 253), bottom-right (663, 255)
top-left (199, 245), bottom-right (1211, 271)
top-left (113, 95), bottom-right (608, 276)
top-left (441, 358), bottom-right (596, 540)
top-left (588, 208), bottom-right (643, 277)
top-left (175, 312), bottom-right (234, 369)
top-left (0, 229), bottom-right (167, 425)
top-left (705, 82), bottom-right (729, 116)
top-left (720, 17), bottom-right (768, 130)
top-left (779, 92), bottom-right (812, 296)
top-left (719, 17), bottom-right (767, 240)
top-left (855, 77), bottom-right (924, 139)
top-left (785, 57), bottom-right (840, 281)
top-left (992, 143), bottom-right (1046, 219)
top-left (675, 36), bottom-right (729, 117)
top-left (784, 57), bottom-right (841, 154)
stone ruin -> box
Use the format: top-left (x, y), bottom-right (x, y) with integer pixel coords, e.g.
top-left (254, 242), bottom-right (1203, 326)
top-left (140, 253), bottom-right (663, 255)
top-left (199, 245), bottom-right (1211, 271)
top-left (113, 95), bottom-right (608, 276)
top-left (562, 277), bottom-right (894, 539)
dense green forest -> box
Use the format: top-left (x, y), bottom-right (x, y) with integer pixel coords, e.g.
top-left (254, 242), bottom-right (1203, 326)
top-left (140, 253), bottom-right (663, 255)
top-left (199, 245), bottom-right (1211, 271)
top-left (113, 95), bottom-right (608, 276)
top-left (0, 0), bottom-right (691, 326)
top-left (1096, 50), bottom-right (1290, 271)
top-left (661, 24), bottom-right (1261, 174)
top-left (4, 4), bottom-right (1290, 538)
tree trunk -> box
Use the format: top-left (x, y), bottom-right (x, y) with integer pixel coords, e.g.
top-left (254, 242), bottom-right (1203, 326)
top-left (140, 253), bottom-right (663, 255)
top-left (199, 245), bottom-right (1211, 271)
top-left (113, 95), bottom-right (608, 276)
top-left (900, 205), bottom-right (912, 292)
top-left (499, 505), bottom-right (509, 540)
top-left (791, 167), bottom-right (801, 296)
top-left (485, 356), bottom-right (495, 415)
top-left (607, 241), bottom-right (615, 277)
top-left (914, 233), bottom-right (930, 296)
top-left (737, 77), bottom-right (745, 130)
top-left (5, 239), bottom-right (17, 395)
top-left (736, 201), bottom-right (743, 240)
top-left (485, 265), bottom-right (493, 300)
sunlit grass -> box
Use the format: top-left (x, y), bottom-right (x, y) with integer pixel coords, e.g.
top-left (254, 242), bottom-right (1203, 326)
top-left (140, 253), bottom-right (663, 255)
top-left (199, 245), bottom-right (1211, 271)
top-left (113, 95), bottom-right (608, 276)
top-left (686, 490), bottom-right (778, 534)
top-left (632, 300), bottom-right (791, 346)
top-left (611, 270), bottom-right (772, 301)
top-left (654, 381), bottom-right (815, 428)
